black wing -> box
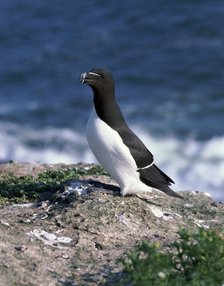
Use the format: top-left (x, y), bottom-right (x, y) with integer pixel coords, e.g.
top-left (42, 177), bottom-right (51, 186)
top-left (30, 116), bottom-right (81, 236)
top-left (117, 126), bottom-right (182, 199)
top-left (139, 165), bottom-right (182, 198)
top-left (117, 126), bottom-right (154, 169)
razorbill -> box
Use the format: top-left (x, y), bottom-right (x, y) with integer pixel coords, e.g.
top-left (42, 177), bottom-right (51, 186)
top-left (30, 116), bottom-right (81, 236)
top-left (80, 68), bottom-right (181, 198)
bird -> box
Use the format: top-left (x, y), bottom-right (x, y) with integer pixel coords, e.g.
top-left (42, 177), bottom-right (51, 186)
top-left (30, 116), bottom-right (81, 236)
top-left (80, 68), bottom-right (181, 198)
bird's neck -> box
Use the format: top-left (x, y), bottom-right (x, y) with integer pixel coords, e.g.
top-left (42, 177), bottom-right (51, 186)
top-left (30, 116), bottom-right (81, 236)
top-left (93, 91), bottom-right (127, 130)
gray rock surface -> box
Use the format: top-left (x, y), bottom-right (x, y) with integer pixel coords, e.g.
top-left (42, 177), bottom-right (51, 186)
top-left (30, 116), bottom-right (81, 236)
top-left (0, 162), bottom-right (223, 285)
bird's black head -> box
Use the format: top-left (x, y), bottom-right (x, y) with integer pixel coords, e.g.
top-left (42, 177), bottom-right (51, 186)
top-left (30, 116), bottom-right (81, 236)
top-left (80, 68), bottom-right (125, 126)
top-left (80, 68), bottom-right (115, 95)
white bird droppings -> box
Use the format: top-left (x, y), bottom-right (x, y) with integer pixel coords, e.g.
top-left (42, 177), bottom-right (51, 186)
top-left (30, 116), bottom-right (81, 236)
top-left (27, 229), bottom-right (72, 248)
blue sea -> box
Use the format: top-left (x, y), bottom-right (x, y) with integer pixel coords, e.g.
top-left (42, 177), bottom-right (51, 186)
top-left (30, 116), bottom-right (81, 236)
top-left (0, 0), bottom-right (224, 200)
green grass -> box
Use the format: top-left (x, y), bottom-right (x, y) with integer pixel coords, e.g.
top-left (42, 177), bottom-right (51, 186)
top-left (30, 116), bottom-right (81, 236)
top-left (120, 228), bottom-right (224, 286)
top-left (0, 165), bottom-right (108, 204)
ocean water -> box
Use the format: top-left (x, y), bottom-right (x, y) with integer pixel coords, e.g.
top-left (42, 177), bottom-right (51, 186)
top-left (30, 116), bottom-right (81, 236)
top-left (0, 0), bottom-right (224, 200)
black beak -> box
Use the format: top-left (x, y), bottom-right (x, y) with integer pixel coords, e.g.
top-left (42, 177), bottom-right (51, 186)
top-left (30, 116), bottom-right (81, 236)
top-left (80, 71), bottom-right (102, 84)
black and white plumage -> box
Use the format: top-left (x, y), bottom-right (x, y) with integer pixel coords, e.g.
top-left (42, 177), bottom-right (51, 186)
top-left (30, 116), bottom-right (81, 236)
top-left (80, 68), bottom-right (181, 198)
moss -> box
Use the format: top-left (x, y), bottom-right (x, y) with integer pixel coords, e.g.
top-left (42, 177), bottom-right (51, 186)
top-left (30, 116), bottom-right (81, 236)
top-left (0, 165), bottom-right (108, 205)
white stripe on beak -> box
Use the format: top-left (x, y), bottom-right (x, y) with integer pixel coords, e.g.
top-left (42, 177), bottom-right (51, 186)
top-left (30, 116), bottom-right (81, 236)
top-left (80, 72), bottom-right (87, 83)
top-left (88, 72), bottom-right (102, 77)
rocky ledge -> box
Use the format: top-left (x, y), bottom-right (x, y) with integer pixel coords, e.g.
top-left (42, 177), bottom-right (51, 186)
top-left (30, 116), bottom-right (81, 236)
top-left (0, 162), bottom-right (223, 285)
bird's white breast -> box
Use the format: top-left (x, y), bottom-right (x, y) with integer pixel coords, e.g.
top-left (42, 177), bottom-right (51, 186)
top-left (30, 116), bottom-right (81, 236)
top-left (86, 108), bottom-right (151, 195)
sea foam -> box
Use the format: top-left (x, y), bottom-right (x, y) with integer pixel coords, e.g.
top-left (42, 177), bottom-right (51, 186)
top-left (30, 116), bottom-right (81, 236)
top-left (0, 123), bottom-right (223, 200)
top-left (132, 126), bottom-right (224, 201)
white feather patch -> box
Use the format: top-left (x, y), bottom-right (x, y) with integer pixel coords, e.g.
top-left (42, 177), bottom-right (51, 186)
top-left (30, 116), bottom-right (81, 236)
top-left (86, 108), bottom-right (153, 195)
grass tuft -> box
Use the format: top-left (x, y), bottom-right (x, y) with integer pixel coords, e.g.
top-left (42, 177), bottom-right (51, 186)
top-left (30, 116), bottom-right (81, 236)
top-left (120, 228), bottom-right (224, 286)
top-left (0, 165), bottom-right (108, 204)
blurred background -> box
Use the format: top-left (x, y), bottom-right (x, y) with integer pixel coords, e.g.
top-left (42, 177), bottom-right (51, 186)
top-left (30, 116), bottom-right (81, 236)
top-left (0, 0), bottom-right (224, 200)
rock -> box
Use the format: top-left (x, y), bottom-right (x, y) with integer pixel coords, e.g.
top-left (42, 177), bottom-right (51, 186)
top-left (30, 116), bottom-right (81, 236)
top-left (0, 162), bottom-right (223, 285)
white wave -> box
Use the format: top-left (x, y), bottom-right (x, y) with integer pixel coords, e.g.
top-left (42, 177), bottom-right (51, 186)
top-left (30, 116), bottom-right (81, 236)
top-left (132, 125), bottom-right (224, 201)
top-left (0, 123), bottom-right (94, 164)
top-left (0, 123), bottom-right (223, 201)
